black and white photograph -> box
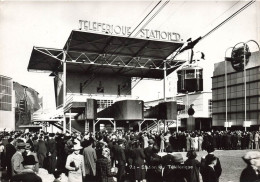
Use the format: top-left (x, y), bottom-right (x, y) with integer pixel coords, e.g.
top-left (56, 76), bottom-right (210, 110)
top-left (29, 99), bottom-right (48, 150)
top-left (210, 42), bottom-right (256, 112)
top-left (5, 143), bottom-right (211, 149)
top-left (0, 1), bottom-right (259, 182)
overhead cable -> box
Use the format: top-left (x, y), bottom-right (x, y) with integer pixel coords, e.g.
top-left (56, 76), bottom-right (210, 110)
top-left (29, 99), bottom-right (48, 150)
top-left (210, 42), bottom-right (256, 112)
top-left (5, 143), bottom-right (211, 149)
top-left (202, 0), bottom-right (256, 40)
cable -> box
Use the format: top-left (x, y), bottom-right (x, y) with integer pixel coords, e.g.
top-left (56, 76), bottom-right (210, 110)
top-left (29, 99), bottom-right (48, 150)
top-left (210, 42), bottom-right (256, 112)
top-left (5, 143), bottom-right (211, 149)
top-left (171, 0), bottom-right (255, 60)
top-left (202, 0), bottom-right (256, 40)
top-left (133, 0), bottom-right (170, 37)
top-left (203, 1), bottom-right (241, 31)
top-left (129, 1), bottom-right (162, 37)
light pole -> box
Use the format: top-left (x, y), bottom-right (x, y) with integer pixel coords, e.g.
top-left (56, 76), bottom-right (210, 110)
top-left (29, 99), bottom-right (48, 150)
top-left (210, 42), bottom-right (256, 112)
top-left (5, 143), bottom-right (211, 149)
top-left (243, 40), bottom-right (260, 131)
top-left (224, 47), bottom-right (233, 131)
top-left (229, 40), bottom-right (260, 131)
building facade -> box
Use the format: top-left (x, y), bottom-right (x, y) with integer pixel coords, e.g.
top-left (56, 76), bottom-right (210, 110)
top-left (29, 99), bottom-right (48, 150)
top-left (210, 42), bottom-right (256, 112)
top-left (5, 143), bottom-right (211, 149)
top-left (0, 75), bottom-right (15, 131)
top-left (212, 51), bottom-right (260, 130)
top-left (0, 75), bottom-right (41, 131)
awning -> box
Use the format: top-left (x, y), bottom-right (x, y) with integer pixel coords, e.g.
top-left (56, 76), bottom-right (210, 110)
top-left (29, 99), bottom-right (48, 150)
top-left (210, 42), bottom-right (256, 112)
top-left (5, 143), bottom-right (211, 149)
top-left (28, 30), bottom-right (185, 79)
top-left (27, 47), bottom-right (63, 72)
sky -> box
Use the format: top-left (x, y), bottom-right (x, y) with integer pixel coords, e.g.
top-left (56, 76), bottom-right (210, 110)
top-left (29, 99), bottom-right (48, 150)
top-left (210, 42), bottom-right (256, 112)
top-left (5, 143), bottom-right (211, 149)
top-left (0, 1), bottom-right (259, 109)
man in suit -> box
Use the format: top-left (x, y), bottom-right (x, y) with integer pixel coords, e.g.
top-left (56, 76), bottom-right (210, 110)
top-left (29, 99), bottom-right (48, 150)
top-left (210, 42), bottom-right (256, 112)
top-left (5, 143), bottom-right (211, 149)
top-left (83, 139), bottom-right (97, 182)
top-left (144, 139), bottom-right (154, 165)
top-left (5, 137), bottom-right (17, 179)
top-left (114, 139), bottom-right (126, 182)
top-left (11, 155), bottom-right (42, 182)
top-left (201, 145), bottom-right (222, 182)
top-left (37, 136), bottom-right (47, 168)
top-left (11, 142), bottom-right (26, 176)
top-left (240, 151), bottom-right (260, 182)
top-left (47, 133), bottom-right (57, 174)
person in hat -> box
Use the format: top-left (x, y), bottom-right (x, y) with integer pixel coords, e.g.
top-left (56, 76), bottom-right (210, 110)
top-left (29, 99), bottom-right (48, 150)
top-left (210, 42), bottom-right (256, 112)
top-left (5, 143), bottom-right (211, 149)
top-left (144, 139), bottom-right (154, 165)
top-left (201, 155), bottom-right (218, 182)
top-left (5, 137), bottom-right (17, 179)
top-left (184, 150), bottom-right (201, 182)
top-left (96, 147), bottom-right (117, 182)
top-left (114, 138), bottom-right (126, 182)
top-left (37, 136), bottom-right (47, 168)
top-left (11, 155), bottom-right (42, 182)
top-left (146, 145), bottom-right (162, 182)
top-left (66, 143), bottom-right (85, 182)
top-left (47, 133), bottom-right (57, 174)
top-left (83, 139), bottom-right (97, 182)
top-left (53, 170), bottom-right (62, 182)
top-left (11, 142), bottom-right (26, 176)
top-left (132, 141), bottom-right (146, 182)
top-left (24, 143), bottom-right (39, 173)
top-left (201, 145), bottom-right (222, 182)
top-left (240, 151), bottom-right (260, 182)
top-left (162, 153), bottom-right (188, 182)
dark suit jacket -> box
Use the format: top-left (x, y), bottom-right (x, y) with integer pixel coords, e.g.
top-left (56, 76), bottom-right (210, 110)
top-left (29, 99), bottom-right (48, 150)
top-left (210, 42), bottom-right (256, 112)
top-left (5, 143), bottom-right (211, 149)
top-left (205, 154), bottom-right (222, 179)
top-left (144, 146), bottom-right (153, 164)
top-left (202, 166), bottom-right (218, 182)
top-left (132, 147), bottom-right (145, 166)
top-left (240, 165), bottom-right (259, 182)
top-left (47, 139), bottom-right (57, 156)
top-left (114, 145), bottom-right (126, 165)
top-left (37, 140), bottom-right (47, 156)
top-left (5, 143), bottom-right (16, 165)
top-left (12, 172), bottom-right (42, 182)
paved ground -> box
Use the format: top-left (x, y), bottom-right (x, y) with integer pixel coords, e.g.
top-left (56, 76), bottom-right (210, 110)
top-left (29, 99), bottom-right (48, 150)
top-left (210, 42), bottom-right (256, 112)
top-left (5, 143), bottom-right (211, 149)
top-left (0, 149), bottom-right (252, 182)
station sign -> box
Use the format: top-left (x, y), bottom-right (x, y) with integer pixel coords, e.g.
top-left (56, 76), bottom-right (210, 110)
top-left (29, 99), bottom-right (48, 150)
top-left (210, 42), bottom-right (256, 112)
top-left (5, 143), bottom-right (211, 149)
top-left (79, 20), bottom-right (181, 42)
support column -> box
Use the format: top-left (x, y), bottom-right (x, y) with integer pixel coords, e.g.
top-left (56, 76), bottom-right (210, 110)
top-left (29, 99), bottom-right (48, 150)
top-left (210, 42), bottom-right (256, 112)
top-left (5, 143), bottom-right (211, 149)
top-left (164, 120), bottom-right (167, 132)
top-left (93, 120), bottom-right (95, 134)
top-left (187, 116), bottom-right (195, 131)
top-left (85, 120), bottom-right (89, 133)
top-left (114, 120), bottom-right (116, 132)
top-left (163, 60), bottom-right (167, 101)
top-left (63, 51), bottom-right (67, 134)
top-left (138, 121), bottom-right (141, 132)
top-left (157, 120), bottom-right (160, 132)
top-left (244, 44), bottom-right (247, 131)
top-left (69, 109), bottom-right (72, 134)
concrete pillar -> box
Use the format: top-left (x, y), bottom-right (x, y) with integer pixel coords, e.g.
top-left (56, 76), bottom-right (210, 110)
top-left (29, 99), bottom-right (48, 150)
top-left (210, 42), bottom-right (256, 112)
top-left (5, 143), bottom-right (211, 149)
top-left (187, 116), bottom-right (195, 131)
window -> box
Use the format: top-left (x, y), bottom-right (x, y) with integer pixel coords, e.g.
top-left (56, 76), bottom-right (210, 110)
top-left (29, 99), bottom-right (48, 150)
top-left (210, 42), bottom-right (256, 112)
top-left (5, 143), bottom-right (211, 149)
top-left (208, 99), bottom-right (212, 117)
top-left (0, 76), bottom-right (12, 111)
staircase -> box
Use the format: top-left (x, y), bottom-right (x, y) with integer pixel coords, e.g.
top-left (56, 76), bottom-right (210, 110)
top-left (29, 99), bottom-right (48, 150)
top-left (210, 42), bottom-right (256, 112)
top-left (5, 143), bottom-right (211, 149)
top-left (142, 120), bottom-right (177, 132)
top-left (51, 121), bottom-right (81, 134)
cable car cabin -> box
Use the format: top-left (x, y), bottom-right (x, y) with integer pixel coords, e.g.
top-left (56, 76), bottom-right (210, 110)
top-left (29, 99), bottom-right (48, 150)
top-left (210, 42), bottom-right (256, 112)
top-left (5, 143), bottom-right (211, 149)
top-left (177, 66), bottom-right (203, 93)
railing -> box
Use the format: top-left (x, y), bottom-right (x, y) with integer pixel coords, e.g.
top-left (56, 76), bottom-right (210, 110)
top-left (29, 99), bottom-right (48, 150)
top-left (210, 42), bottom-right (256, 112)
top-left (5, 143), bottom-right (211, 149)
top-left (142, 120), bottom-right (178, 132)
top-left (67, 93), bottom-right (134, 102)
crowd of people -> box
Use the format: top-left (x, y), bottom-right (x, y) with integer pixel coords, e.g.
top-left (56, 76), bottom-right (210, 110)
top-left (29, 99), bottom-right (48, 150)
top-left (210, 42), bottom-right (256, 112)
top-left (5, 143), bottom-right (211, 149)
top-left (1, 129), bottom-right (260, 182)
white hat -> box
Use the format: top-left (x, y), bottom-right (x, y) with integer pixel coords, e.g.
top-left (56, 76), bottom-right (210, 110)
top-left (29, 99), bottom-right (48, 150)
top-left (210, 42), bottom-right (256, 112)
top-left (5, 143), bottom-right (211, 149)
top-left (243, 151), bottom-right (260, 161)
top-left (72, 144), bottom-right (82, 150)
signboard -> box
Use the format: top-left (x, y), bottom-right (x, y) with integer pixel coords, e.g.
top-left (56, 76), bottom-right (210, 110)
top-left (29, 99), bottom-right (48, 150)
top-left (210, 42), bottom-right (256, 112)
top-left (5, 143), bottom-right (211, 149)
top-left (243, 121), bottom-right (251, 127)
top-left (79, 20), bottom-right (181, 42)
top-left (224, 122), bottom-right (232, 128)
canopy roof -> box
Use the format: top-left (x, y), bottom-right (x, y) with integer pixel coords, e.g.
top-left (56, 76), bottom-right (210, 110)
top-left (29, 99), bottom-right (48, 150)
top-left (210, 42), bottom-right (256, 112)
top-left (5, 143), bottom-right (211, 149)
top-left (28, 30), bottom-right (185, 79)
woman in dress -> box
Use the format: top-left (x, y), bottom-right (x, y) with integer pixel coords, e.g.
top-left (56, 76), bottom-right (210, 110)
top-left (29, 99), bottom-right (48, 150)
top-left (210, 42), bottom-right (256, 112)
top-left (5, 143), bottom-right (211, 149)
top-left (160, 133), bottom-right (165, 152)
top-left (65, 144), bottom-right (85, 182)
top-left (143, 133), bottom-right (149, 149)
top-left (198, 134), bottom-right (203, 151)
top-left (186, 134), bottom-right (191, 151)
